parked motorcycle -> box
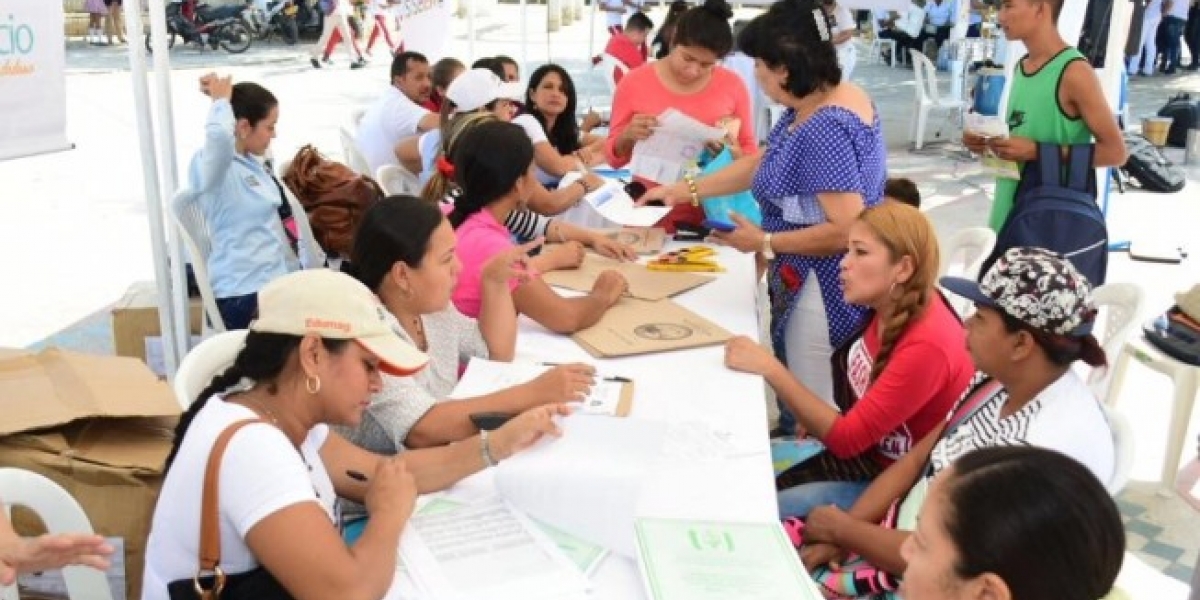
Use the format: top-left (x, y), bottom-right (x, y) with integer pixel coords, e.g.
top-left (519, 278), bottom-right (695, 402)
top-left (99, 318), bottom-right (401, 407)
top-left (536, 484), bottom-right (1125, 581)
top-left (145, 0), bottom-right (254, 54)
top-left (245, 0), bottom-right (300, 44)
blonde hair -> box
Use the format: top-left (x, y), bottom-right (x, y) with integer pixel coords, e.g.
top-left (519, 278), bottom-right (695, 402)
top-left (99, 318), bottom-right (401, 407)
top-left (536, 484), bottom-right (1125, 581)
top-left (420, 111), bottom-right (500, 204)
top-left (856, 202), bottom-right (941, 382)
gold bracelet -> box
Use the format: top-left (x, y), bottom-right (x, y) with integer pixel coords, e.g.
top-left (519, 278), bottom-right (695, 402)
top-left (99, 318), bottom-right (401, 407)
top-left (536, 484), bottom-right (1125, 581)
top-left (684, 176), bottom-right (700, 207)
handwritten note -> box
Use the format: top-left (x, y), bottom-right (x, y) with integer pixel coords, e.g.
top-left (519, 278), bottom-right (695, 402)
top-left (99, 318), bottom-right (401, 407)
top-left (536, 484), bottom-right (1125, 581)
top-left (449, 358), bottom-right (631, 417)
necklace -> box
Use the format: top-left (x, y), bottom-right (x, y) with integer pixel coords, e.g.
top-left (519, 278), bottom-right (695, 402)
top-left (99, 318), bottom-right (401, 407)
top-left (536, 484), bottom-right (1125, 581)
top-left (405, 314), bottom-right (429, 351)
top-left (242, 395), bottom-right (279, 425)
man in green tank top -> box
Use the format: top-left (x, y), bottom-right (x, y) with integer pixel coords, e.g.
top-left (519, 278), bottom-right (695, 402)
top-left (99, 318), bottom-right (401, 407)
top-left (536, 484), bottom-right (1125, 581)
top-left (963, 0), bottom-right (1127, 231)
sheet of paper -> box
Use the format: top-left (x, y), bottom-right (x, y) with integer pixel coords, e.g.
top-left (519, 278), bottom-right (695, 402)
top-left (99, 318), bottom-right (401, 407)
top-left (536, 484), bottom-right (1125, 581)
top-left (561, 173), bottom-right (671, 227)
top-left (448, 358), bottom-right (630, 417)
top-left (541, 253), bottom-right (714, 301)
top-left (495, 414), bottom-right (668, 558)
top-left (533, 518), bottom-right (611, 577)
top-left (398, 495), bottom-right (590, 600)
top-left (964, 113), bottom-right (1020, 179)
top-left (635, 518), bottom-right (822, 600)
top-left (630, 109), bottom-right (727, 184)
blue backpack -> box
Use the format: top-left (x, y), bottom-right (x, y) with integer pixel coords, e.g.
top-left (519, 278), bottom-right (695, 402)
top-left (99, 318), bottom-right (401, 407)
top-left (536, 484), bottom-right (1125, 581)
top-left (983, 143), bottom-right (1108, 286)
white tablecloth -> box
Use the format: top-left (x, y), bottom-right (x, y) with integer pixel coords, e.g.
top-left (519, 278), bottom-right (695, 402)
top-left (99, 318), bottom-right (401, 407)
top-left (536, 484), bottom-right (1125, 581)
top-left (387, 244), bottom-right (777, 599)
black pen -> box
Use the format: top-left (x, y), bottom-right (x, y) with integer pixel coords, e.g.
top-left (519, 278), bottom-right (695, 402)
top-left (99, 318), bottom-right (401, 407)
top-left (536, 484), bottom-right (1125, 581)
top-left (346, 470), bottom-right (368, 483)
top-left (604, 376), bottom-right (632, 383)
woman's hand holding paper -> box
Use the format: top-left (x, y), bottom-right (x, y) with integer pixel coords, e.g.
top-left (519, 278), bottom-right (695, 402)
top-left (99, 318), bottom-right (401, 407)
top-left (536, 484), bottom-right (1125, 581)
top-left (491, 403), bottom-right (574, 460)
top-left (620, 113), bottom-right (659, 145)
top-left (635, 181), bottom-right (689, 207)
top-left (523, 363), bottom-right (597, 405)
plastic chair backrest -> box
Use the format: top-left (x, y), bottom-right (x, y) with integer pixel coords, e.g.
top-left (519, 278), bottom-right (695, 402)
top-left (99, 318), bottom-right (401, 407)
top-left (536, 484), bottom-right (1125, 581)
top-left (339, 126), bottom-right (372, 176)
top-left (173, 330), bottom-right (248, 409)
top-left (910, 49), bottom-right (942, 102)
top-left (938, 227), bottom-right (996, 279)
top-left (170, 189), bottom-right (226, 333)
top-left (350, 107), bottom-right (367, 128)
top-left (596, 53), bottom-right (629, 95)
top-left (1101, 403), bottom-right (1134, 496)
top-left (1088, 282), bottom-right (1144, 401)
top-left (376, 164), bottom-right (421, 196)
top-left (0, 468), bottom-right (115, 600)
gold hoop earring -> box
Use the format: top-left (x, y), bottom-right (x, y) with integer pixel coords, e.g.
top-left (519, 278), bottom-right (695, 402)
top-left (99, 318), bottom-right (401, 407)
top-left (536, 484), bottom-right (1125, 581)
top-left (305, 375), bottom-right (322, 395)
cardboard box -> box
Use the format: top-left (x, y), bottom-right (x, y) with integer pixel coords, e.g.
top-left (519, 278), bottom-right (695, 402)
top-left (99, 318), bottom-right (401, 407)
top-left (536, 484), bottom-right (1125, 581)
top-left (0, 349), bottom-right (182, 600)
top-left (112, 281), bottom-right (204, 376)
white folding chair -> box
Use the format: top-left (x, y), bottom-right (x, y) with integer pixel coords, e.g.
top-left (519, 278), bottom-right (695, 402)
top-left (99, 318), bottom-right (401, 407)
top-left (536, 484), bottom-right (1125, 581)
top-left (937, 227), bottom-right (995, 317)
top-left (909, 49), bottom-right (966, 150)
top-left (170, 189), bottom-right (226, 334)
top-left (595, 53), bottom-right (630, 98)
top-left (1101, 404), bottom-right (1135, 496)
top-left (0, 469), bottom-right (115, 600)
top-left (376, 164), bottom-right (422, 196)
top-left (339, 126), bottom-right (372, 176)
top-left (869, 16), bottom-right (898, 67)
top-left (1084, 283), bottom-right (1144, 400)
top-left (349, 107), bottom-right (367, 128)
top-left (173, 330), bottom-right (248, 409)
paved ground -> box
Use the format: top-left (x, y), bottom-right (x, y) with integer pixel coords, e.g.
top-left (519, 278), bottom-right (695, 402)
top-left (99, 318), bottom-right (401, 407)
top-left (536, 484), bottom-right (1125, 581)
top-left (5, 3), bottom-right (1199, 591)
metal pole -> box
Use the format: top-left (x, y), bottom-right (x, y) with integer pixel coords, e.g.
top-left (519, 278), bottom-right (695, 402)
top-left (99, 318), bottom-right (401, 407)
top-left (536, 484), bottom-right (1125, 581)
top-left (467, 0), bottom-right (476, 61)
top-left (521, 0), bottom-right (529, 69)
top-left (125, 0), bottom-right (181, 378)
top-left (587, 0), bottom-right (596, 61)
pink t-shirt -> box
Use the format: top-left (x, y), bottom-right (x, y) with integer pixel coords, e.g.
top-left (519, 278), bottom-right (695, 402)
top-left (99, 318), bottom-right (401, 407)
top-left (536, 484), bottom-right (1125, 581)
top-left (451, 209), bottom-right (519, 318)
top-left (604, 62), bottom-right (757, 168)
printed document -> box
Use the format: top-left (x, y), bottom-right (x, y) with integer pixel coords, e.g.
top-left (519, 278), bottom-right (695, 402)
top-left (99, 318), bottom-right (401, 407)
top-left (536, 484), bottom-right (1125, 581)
top-left (560, 173), bottom-right (671, 227)
top-left (449, 357), bottom-right (630, 417)
top-left (630, 109), bottom-right (727, 184)
top-left (635, 518), bottom-right (822, 600)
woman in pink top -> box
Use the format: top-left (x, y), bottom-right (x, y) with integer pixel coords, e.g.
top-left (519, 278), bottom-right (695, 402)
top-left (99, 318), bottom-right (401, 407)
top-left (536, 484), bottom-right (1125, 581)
top-left (449, 121), bottom-right (629, 333)
top-left (725, 202), bottom-right (974, 518)
top-left (605, 0), bottom-right (757, 232)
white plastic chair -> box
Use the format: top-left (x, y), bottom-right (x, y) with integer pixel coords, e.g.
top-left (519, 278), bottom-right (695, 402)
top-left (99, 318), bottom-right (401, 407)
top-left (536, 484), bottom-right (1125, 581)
top-left (339, 126), bottom-right (372, 176)
top-left (937, 227), bottom-right (996, 317)
top-left (909, 49), bottom-right (966, 150)
top-left (1101, 403), bottom-right (1135, 496)
top-left (595, 53), bottom-right (630, 98)
top-left (173, 330), bottom-right (248, 409)
top-left (349, 107), bottom-right (367, 129)
top-left (1084, 283), bottom-right (1144, 400)
top-left (1106, 335), bottom-right (1199, 493)
top-left (869, 16), bottom-right (898, 67)
top-left (170, 189), bottom-right (226, 333)
top-left (0, 469), bottom-right (115, 600)
top-left (376, 164), bottom-right (422, 196)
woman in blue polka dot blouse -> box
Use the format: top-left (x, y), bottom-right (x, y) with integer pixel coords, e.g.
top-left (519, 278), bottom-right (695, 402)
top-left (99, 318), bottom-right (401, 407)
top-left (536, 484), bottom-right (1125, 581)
top-left (640, 0), bottom-right (887, 419)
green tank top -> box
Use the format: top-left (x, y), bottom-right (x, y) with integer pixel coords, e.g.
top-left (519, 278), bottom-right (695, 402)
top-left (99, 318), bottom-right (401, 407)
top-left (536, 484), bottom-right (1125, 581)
top-left (988, 47), bottom-right (1093, 230)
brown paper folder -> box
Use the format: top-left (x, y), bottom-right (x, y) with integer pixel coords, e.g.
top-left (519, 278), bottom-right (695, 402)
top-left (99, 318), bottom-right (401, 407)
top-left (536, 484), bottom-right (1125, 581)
top-left (543, 254), bottom-right (714, 301)
top-left (572, 298), bottom-right (733, 358)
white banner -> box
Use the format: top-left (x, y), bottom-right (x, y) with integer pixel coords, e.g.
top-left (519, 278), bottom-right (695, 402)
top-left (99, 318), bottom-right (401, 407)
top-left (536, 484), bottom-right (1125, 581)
top-left (0, 0), bottom-right (70, 161)
top-left (396, 0), bottom-right (452, 61)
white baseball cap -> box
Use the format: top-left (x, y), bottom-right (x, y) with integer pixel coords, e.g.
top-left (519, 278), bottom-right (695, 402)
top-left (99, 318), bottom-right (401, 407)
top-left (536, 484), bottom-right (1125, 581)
top-left (445, 68), bottom-right (524, 112)
top-left (250, 270), bottom-right (428, 376)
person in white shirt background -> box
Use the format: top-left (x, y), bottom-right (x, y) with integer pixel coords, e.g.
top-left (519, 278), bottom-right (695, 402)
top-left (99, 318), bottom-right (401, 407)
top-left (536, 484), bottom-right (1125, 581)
top-left (1130, 0), bottom-right (1163, 75)
top-left (310, 0), bottom-right (366, 70)
top-left (355, 51), bottom-right (441, 175)
top-left (916, 0), bottom-right (955, 55)
top-left (822, 0), bottom-right (858, 80)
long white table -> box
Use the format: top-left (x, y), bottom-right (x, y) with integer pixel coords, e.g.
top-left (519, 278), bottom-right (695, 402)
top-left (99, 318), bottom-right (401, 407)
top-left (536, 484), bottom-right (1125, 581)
top-left (389, 243), bottom-right (779, 599)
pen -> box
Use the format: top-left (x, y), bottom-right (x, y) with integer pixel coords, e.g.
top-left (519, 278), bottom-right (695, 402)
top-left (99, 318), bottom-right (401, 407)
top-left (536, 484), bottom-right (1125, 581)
top-left (346, 470), bottom-right (368, 483)
top-left (604, 376), bottom-right (631, 383)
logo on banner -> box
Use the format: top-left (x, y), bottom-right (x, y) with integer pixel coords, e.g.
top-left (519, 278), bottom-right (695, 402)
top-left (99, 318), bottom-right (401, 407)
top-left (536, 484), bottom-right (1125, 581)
top-left (1, 12), bottom-right (37, 76)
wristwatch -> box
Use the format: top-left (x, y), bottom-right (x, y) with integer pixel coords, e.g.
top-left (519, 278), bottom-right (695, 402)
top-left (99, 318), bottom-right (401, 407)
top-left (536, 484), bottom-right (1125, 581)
top-left (762, 233), bottom-right (775, 260)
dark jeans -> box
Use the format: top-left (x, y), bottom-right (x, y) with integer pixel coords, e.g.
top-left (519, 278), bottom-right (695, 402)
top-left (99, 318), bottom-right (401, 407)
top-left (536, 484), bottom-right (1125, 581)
top-left (1163, 15), bottom-right (1187, 71)
top-left (880, 29), bottom-right (917, 62)
top-left (966, 23), bottom-right (981, 37)
top-left (1186, 6), bottom-right (1200, 68)
top-left (217, 293), bottom-right (259, 330)
top-left (916, 24), bottom-right (952, 55)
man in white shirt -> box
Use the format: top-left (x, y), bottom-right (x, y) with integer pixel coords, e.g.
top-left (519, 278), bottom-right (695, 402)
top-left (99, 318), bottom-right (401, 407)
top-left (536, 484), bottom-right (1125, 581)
top-left (355, 51), bottom-right (441, 175)
top-left (916, 0), bottom-right (954, 54)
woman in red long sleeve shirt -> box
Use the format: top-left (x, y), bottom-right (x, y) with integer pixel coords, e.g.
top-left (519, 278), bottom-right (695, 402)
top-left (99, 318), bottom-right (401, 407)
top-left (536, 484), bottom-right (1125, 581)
top-left (725, 202), bottom-right (974, 518)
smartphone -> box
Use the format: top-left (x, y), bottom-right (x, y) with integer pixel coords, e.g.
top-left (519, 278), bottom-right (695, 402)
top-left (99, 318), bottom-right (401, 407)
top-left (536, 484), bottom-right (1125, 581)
top-left (701, 219), bottom-right (736, 233)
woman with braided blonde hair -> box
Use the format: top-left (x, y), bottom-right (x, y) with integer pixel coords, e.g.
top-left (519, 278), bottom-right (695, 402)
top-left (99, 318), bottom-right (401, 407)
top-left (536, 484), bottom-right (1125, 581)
top-left (725, 202), bottom-right (974, 518)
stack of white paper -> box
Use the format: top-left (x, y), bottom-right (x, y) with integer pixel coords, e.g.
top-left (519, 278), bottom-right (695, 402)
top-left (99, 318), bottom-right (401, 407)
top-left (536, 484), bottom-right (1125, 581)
top-left (495, 414), bottom-right (668, 558)
top-left (630, 109), bottom-right (727, 185)
top-left (449, 358), bottom-right (627, 417)
top-left (560, 173), bottom-right (671, 228)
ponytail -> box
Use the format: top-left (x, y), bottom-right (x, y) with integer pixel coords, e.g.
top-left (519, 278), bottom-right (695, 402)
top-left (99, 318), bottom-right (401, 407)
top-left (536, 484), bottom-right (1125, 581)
top-left (163, 332), bottom-right (348, 472)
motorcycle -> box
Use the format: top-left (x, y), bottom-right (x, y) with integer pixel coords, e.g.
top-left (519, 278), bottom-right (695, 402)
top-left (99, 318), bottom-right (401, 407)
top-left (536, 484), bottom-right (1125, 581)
top-left (245, 0), bottom-right (300, 44)
top-left (145, 0), bottom-right (254, 54)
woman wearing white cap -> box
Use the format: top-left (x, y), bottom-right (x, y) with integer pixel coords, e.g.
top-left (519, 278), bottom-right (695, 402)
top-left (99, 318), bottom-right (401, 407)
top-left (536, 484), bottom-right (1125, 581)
top-left (142, 270), bottom-right (568, 600)
top-left (405, 69), bottom-right (607, 216)
top-left (789, 247), bottom-right (1114, 599)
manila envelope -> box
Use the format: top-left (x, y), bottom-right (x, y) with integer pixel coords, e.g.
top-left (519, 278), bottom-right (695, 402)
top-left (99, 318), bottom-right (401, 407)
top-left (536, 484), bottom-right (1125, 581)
top-left (542, 254), bottom-right (714, 302)
top-left (572, 298), bottom-right (733, 358)
top-left (601, 227), bottom-right (667, 255)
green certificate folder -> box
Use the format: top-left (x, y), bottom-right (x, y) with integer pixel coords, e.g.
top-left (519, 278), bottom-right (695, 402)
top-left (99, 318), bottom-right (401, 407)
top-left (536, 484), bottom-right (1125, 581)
top-left (635, 518), bottom-right (822, 600)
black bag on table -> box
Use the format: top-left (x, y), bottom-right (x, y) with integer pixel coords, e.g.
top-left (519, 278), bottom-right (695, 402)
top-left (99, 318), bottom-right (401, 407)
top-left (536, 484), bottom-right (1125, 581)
top-left (1121, 133), bottom-right (1186, 193)
top-left (1157, 93), bottom-right (1200, 148)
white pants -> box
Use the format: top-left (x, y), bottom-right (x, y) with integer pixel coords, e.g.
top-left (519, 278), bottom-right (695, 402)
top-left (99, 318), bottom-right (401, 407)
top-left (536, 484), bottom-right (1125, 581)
top-left (783, 269), bottom-right (837, 409)
top-left (837, 43), bottom-right (858, 81)
top-left (311, 12), bottom-right (358, 60)
top-left (1130, 12), bottom-right (1162, 75)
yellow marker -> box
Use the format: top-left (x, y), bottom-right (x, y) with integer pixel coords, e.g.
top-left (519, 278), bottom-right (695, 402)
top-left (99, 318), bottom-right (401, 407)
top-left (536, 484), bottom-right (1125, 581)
top-left (647, 263), bottom-right (726, 273)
